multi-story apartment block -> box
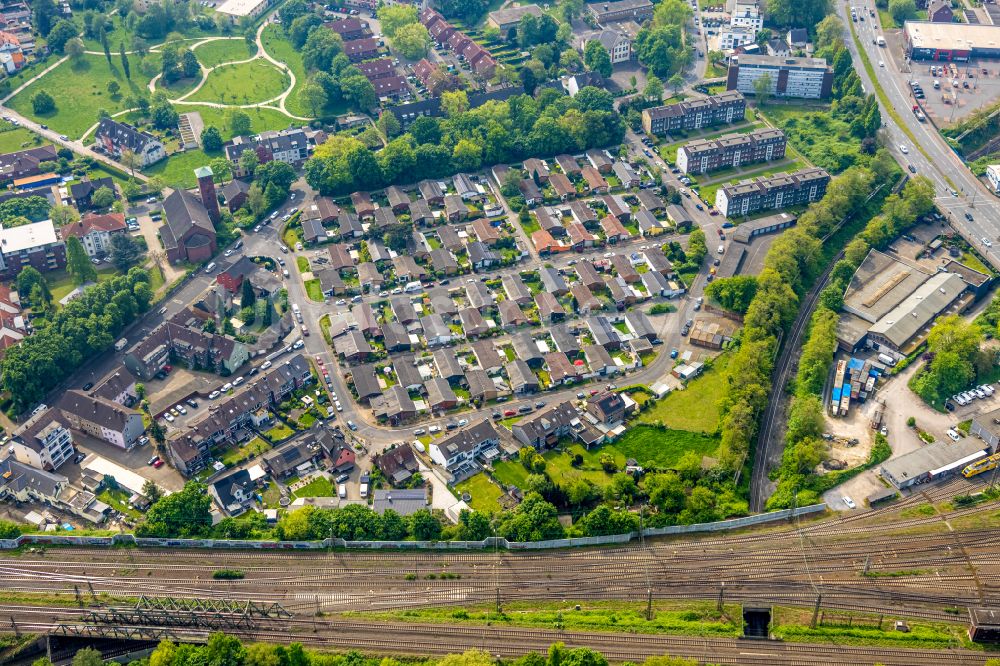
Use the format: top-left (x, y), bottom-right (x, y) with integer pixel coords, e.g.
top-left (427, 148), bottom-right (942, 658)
top-left (578, 28), bottom-right (633, 63)
top-left (10, 407), bottom-right (74, 471)
top-left (641, 91), bottom-right (746, 136)
top-left (59, 212), bottom-right (127, 258)
top-left (56, 389), bottom-right (145, 451)
top-left (676, 128), bottom-right (786, 174)
top-left (727, 55), bottom-right (833, 99)
top-left (124, 314), bottom-right (249, 381)
top-left (588, 0), bottom-right (653, 24)
top-left (0, 220), bottom-right (66, 279)
top-left (730, 0), bottom-right (762, 31)
top-left (225, 128), bottom-right (309, 177)
top-left (719, 27), bottom-right (755, 51)
top-left (716, 168), bottom-right (831, 218)
top-left (94, 118), bottom-right (166, 167)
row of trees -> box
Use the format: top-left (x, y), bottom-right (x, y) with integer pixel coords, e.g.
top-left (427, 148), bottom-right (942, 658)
top-left (305, 86), bottom-right (625, 195)
top-left (1, 268), bottom-right (153, 412)
top-left (51, 636), bottom-right (703, 666)
top-left (763, 174), bottom-right (937, 509)
top-left (634, 0), bottom-right (693, 80)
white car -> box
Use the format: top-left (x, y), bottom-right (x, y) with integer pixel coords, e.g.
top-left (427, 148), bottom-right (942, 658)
top-left (878, 60), bottom-right (884, 67)
top-left (842, 496), bottom-right (856, 510)
top-left (985, 238), bottom-right (994, 248)
top-left (261, 360), bottom-right (272, 370)
top-left (954, 394), bottom-right (968, 406)
top-left (163, 413), bottom-right (175, 422)
top-left (947, 429), bottom-right (961, 441)
top-left (413, 428), bottom-right (426, 436)
top-left (221, 382), bottom-right (233, 392)
top-left (429, 425), bottom-right (441, 433)
top-left (209, 390), bottom-right (221, 399)
top-left (335, 401), bottom-right (343, 411)
top-left (232, 376), bottom-right (245, 386)
top-left (293, 340), bottom-right (304, 349)
top-left (224, 249), bottom-right (234, 257)
top-left (981, 384), bottom-right (995, 396)
top-left (899, 144), bottom-right (909, 154)
top-left (336, 299), bottom-right (347, 305)
top-left (175, 404), bottom-right (187, 415)
top-left (458, 418), bottom-right (468, 426)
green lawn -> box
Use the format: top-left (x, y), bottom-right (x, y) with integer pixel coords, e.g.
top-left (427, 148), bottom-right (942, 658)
top-left (492, 459), bottom-right (531, 489)
top-left (264, 423), bottom-right (295, 442)
top-left (193, 38), bottom-right (254, 68)
top-left (8, 54), bottom-right (156, 139)
top-left (98, 487), bottom-right (142, 519)
top-left (74, 14), bottom-right (223, 52)
top-left (639, 354), bottom-right (729, 433)
top-left (304, 279), bottom-right (323, 302)
top-left (187, 59), bottom-right (289, 105)
top-left (296, 256), bottom-right (309, 272)
top-left (543, 443), bottom-right (623, 488)
top-left (142, 147), bottom-right (224, 188)
top-left (454, 473), bottom-right (505, 513)
top-left (293, 476), bottom-right (335, 498)
top-left (0, 125), bottom-right (48, 153)
top-left (613, 425), bottom-right (718, 468)
top-left (47, 266), bottom-right (120, 303)
top-left (218, 436), bottom-right (271, 467)
top-left (260, 25), bottom-right (310, 118)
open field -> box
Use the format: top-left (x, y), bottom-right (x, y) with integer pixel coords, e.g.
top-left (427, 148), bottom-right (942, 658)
top-left (614, 425), bottom-right (719, 467)
top-left (193, 38), bottom-right (254, 68)
top-left (0, 125), bottom-right (48, 153)
top-left (260, 25), bottom-right (310, 118)
top-left (639, 354), bottom-right (728, 432)
top-left (8, 54), bottom-right (156, 139)
top-left (143, 147), bottom-right (225, 189)
top-left (293, 476), bottom-right (335, 498)
top-left (186, 60), bottom-right (289, 105)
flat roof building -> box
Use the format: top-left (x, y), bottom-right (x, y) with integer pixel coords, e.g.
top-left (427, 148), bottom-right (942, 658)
top-left (216, 0), bottom-right (271, 20)
top-left (716, 168), bottom-right (830, 218)
top-left (881, 438), bottom-right (987, 489)
top-left (904, 21), bottom-right (1000, 61)
top-left (727, 54), bottom-right (833, 99)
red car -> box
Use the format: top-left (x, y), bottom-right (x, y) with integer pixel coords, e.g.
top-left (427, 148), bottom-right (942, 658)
top-left (153, 459), bottom-right (164, 468)
top-left (163, 364), bottom-right (173, 373)
top-left (503, 409), bottom-right (516, 417)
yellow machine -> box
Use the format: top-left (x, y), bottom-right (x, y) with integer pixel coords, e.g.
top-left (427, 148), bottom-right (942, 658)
top-left (963, 453), bottom-right (1000, 478)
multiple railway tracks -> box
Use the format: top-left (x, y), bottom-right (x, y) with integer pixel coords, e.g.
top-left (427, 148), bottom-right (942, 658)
top-left (2, 478), bottom-right (998, 664)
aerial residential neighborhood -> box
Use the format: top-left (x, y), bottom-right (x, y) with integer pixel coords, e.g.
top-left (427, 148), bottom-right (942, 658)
top-left (2, 0), bottom-right (1000, 662)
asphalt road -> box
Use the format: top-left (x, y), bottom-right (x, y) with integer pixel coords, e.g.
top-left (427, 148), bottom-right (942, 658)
top-left (848, 0), bottom-right (1000, 266)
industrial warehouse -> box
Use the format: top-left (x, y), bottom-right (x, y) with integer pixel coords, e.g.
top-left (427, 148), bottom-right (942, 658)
top-left (836, 249), bottom-right (982, 354)
top-left (904, 21), bottom-right (1000, 61)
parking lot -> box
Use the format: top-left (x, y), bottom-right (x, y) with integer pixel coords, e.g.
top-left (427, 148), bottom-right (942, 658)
top-left (906, 59), bottom-right (1000, 124)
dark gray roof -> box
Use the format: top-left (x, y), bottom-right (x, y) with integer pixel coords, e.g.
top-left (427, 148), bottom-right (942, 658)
top-left (373, 488), bottom-right (427, 516)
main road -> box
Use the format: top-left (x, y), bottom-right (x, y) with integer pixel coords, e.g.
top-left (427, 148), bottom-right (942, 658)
top-left (846, 0), bottom-right (1000, 266)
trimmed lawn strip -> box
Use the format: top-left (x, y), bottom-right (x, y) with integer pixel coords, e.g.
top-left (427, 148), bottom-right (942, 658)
top-left (293, 476), bottom-right (335, 498)
top-left (305, 278), bottom-right (324, 302)
top-left (187, 59), bottom-right (289, 105)
top-left (639, 353), bottom-right (728, 433)
top-left (218, 436), bottom-right (271, 467)
top-left (143, 147), bottom-right (225, 189)
top-left (47, 266), bottom-right (121, 304)
top-left (0, 125), bottom-right (48, 152)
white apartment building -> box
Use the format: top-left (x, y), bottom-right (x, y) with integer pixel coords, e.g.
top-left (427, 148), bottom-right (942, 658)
top-left (719, 27), bottom-right (755, 51)
top-left (10, 408), bottom-right (75, 471)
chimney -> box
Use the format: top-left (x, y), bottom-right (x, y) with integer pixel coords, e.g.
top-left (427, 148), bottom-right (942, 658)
top-left (195, 166), bottom-right (221, 225)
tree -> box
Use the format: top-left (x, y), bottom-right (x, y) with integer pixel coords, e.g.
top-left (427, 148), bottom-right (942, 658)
top-left (705, 275), bottom-right (758, 313)
top-left (49, 204), bottom-right (79, 227)
top-left (17, 265), bottom-right (50, 308)
top-left (301, 27), bottom-right (344, 72)
top-left (278, 0), bottom-right (308, 25)
top-left (101, 29), bottom-right (111, 64)
top-left (889, 0), bottom-right (917, 24)
top-left (298, 80), bottom-right (328, 117)
top-left (519, 64), bottom-right (537, 95)
top-left (410, 509), bottom-right (442, 540)
top-left (119, 41), bottom-right (130, 80)
top-left (390, 23), bottom-right (431, 60)
top-left (66, 236), bottom-right (97, 285)
top-left (228, 110), bottom-right (252, 138)
top-left (110, 233), bottom-right (143, 271)
top-left (241, 274), bottom-right (256, 309)
top-left (584, 40), bottom-right (612, 77)
top-left (106, 80), bottom-right (121, 97)
top-left (766, 0), bottom-right (830, 28)
top-left (377, 3), bottom-right (418, 37)
top-left (667, 73), bottom-right (684, 95)
top-left (441, 90), bottom-right (469, 118)
top-left (151, 100), bottom-right (178, 130)
top-left (137, 481), bottom-right (212, 537)
top-left (181, 49), bottom-right (200, 79)
top-left (201, 126), bottom-right (223, 152)
top-left (31, 90), bottom-right (55, 115)
top-left (72, 648), bottom-right (103, 666)
top-left (340, 73), bottom-right (376, 109)
top-left (239, 149), bottom-right (260, 178)
top-left (46, 19), bottom-right (78, 54)
top-left (644, 74), bottom-right (664, 102)
top-left (752, 72), bottom-right (772, 105)
top-left (90, 186), bottom-right (115, 209)
top-left (377, 110), bottom-right (401, 138)
top-left (210, 157), bottom-right (233, 183)
top-left (289, 14), bottom-right (322, 48)
top-left (815, 15), bottom-right (845, 52)
top-left (33, 0), bottom-right (58, 37)
top-left (64, 36), bottom-right (85, 60)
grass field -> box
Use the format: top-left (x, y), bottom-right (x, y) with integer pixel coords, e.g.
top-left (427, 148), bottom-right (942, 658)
top-left (8, 54), bottom-right (155, 139)
top-left (304, 279), bottom-right (323, 302)
top-left (0, 125), bottom-right (47, 153)
top-left (143, 147), bottom-right (225, 188)
top-left (698, 158), bottom-right (808, 207)
top-left (260, 26), bottom-right (310, 118)
top-left (193, 38), bottom-right (254, 68)
top-left (454, 473), bottom-right (505, 513)
top-left (156, 105), bottom-right (295, 140)
top-left (47, 266), bottom-right (120, 303)
top-left (491, 459), bottom-right (531, 489)
top-left (187, 60), bottom-right (289, 105)
top-left (614, 425), bottom-right (718, 468)
top-left (293, 476), bottom-right (335, 498)
top-left (218, 436), bottom-right (271, 467)
top-left (639, 354), bottom-right (728, 433)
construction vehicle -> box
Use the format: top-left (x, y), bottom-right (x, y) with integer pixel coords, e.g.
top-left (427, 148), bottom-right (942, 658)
top-left (962, 452), bottom-right (1000, 478)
